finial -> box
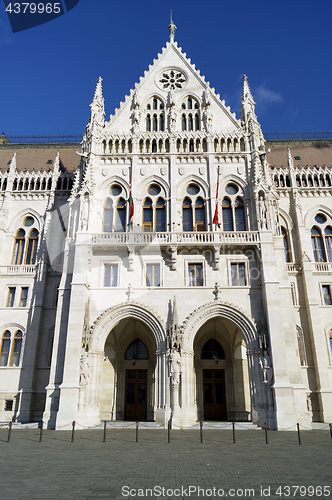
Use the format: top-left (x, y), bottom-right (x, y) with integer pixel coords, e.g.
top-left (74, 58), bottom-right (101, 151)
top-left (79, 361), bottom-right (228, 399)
top-left (169, 11), bottom-right (177, 42)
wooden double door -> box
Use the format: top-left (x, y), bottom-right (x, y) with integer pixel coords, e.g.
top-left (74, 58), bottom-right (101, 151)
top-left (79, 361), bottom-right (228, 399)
top-left (203, 369), bottom-right (227, 420)
top-left (124, 369), bottom-right (147, 420)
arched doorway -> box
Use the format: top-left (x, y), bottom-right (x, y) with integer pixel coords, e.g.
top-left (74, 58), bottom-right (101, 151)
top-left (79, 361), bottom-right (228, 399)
top-left (194, 318), bottom-right (251, 421)
top-left (100, 318), bottom-right (157, 421)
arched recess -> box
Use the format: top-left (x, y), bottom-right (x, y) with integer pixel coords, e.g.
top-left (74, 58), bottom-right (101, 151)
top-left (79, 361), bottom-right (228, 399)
top-left (176, 174), bottom-right (209, 201)
top-left (304, 205), bottom-right (332, 229)
top-left (181, 301), bottom-right (267, 423)
top-left (90, 301), bottom-right (166, 354)
top-left (88, 302), bottom-right (166, 422)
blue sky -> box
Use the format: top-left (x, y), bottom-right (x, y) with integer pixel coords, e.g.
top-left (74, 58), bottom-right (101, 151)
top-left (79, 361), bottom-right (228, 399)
top-left (0, 0), bottom-right (331, 136)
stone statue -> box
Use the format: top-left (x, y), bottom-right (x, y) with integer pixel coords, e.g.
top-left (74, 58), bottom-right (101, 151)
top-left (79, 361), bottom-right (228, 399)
top-left (203, 89), bottom-right (213, 133)
top-left (260, 350), bottom-right (273, 384)
top-left (79, 353), bottom-right (89, 388)
top-left (273, 200), bottom-right (281, 235)
top-left (80, 193), bottom-right (89, 231)
top-left (132, 92), bottom-right (141, 133)
top-left (168, 91), bottom-right (177, 133)
top-left (258, 196), bottom-right (267, 230)
top-left (169, 350), bottom-right (181, 387)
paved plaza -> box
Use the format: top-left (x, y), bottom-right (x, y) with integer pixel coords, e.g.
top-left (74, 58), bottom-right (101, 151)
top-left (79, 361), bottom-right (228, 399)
top-left (0, 426), bottom-right (331, 500)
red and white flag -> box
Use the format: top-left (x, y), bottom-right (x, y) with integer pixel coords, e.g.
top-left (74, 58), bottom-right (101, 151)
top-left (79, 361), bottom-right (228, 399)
top-left (127, 171), bottom-right (134, 231)
top-left (213, 170), bottom-right (220, 227)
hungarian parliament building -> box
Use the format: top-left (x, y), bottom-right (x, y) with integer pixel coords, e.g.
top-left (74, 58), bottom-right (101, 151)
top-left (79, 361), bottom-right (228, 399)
top-left (0, 24), bottom-right (331, 430)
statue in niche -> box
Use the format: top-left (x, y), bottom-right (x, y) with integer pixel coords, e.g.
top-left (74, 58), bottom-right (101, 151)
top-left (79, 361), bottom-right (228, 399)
top-left (272, 200), bottom-right (281, 235)
top-left (80, 193), bottom-right (89, 231)
top-left (79, 353), bottom-right (89, 388)
top-left (203, 88), bottom-right (213, 133)
top-left (258, 195), bottom-right (267, 230)
top-left (132, 92), bottom-right (141, 133)
top-left (169, 350), bottom-right (181, 388)
top-left (168, 90), bottom-right (177, 133)
top-left (259, 350), bottom-right (273, 384)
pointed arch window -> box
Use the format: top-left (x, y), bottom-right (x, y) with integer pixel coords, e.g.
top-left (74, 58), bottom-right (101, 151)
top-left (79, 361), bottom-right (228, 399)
top-left (195, 113), bottom-right (200, 131)
top-left (235, 198), bottom-right (245, 231)
top-left (222, 198), bottom-right (233, 231)
top-left (156, 198), bottom-right (165, 232)
top-left (281, 227), bottom-right (291, 262)
top-left (188, 114), bottom-right (193, 131)
top-left (116, 198), bottom-right (126, 232)
top-left (0, 330), bottom-right (23, 367)
top-left (11, 331), bottom-right (22, 367)
top-left (12, 229), bottom-right (25, 265)
top-left (182, 114), bottom-right (187, 131)
top-left (182, 198), bottom-right (193, 232)
top-left (201, 339), bottom-right (225, 360)
top-left (25, 229), bottom-right (38, 265)
top-left (146, 115), bottom-right (151, 132)
top-left (103, 198), bottom-right (113, 232)
top-left (143, 198), bottom-right (153, 232)
top-left (153, 114), bottom-right (158, 132)
top-left (195, 197), bottom-right (206, 231)
top-left (311, 227), bottom-right (325, 262)
top-left (325, 227), bottom-right (332, 262)
top-left (159, 114), bottom-right (164, 131)
top-left (125, 339), bottom-right (149, 360)
top-left (0, 331), bottom-right (11, 366)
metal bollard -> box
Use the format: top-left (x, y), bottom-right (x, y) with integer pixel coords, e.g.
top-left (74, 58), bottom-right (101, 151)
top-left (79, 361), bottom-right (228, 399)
top-left (7, 422), bottom-right (12, 443)
top-left (232, 421), bottom-right (236, 444)
top-left (200, 421), bottom-right (203, 443)
top-left (103, 421), bottom-right (107, 443)
top-left (136, 421), bottom-right (139, 442)
top-left (297, 423), bottom-right (301, 445)
top-left (329, 423), bottom-right (332, 441)
top-left (264, 422), bottom-right (268, 444)
top-left (39, 421), bottom-right (44, 443)
top-left (71, 421), bottom-right (75, 442)
top-left (168, 420), bottom-right (171, 443)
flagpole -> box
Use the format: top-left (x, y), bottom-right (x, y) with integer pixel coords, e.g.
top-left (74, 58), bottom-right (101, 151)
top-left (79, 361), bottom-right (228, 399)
top-left (128, 165), bottom-right (134, 232)
top-left (212, 168), bottom-right (220, 229)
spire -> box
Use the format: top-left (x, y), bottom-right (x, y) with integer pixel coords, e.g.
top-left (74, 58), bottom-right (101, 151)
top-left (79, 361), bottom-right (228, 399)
top-left (241, 74), bottom-right (256, 123)
top-left (93, 77), bottom-right (103, 101)
top-left (89, 76), bottom-right (105, 129)
top-left (9, 152), bottom-right (16, 173)
top-left (287, 147), bottom-right (296, 187)
top-left (172, 295), bottom-right (178, 328)
top-left (169, 11), bottom-right (177, 42)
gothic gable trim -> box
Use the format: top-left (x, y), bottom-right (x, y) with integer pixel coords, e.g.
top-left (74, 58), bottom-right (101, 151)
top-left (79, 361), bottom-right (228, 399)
top-left (181, 300), bottom-right (258, 351)
top-left (90, 301), bottom-right (166, 352)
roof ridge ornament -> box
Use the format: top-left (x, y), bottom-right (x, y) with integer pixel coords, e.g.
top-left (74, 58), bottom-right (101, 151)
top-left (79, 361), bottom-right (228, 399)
top-left (169, 11), bottom-right (177, 43)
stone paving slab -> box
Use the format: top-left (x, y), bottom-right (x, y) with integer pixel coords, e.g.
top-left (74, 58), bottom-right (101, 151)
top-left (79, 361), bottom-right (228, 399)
top-left (0, 429), bottom-right (331, 500)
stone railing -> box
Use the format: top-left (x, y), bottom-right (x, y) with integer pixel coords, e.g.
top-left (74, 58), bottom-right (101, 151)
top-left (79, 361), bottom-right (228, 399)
top-left (313, 262), bottom-right (332, 273)
top-left (1, 265), bottom-right (37, 275)
top-left (91, 231), bottom-right (260, 246)
top-left (286, 263), bottom-right (301, 274)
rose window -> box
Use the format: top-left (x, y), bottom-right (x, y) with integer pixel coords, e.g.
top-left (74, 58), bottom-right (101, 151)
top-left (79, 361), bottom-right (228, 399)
top-left (158, 70), bottom-right (186, 90)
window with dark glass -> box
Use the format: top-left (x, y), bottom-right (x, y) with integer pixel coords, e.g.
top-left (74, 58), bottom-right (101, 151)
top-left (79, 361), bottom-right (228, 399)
top-left (146, 115), bottom-right (151, 131)
top-left (156, 198), bottom-right (165, 232)
top-left (188, 263), bottom-right (203, 286)
top-left (116, 198), bottom-right (126, 232)
top-left (231, 263), bottom-right (246, 286)
top-left (222, 198), bottom-right (233, 231)
top-left (104, 264), bottom-right (118, 287)
top-left (143, 198), bottom-right (153, 232)
top-left (325, 227), bottom-right (332, 262)
top-left (195, 198), bottom-right (205, 231)
top-left (182, 114), bottom-right (186, 131)
top-left (311, 227), bottom-right (325, 262)
top-left (146, 264), bottom-right (160, 287)
top-left (11, 331), bottom-right (22, 367)
top-left (103, 198), bottom-right (113, 232)
top-left (182, 198), bottom-right (193, 231)
top-left (125, 339), bottom-right (149, 360)
top-left (0, 331), bottom-right (11, 366)
top-left (201, 339), bottom-right (225, 360)
top-left (281, 227), bottom-right (291, 263)
top-left (322, 285), bottom-right (332, 306)
top-left (19, 287), bottom-right (28, 307)
top-left (25, 229), bottom-right (39, 265)
top-left (12, 229), bottom-right (25, 265)
top-left (235, 198), bottom-right (245, 231)
top-left (7, 288), bottom-right (16, 307)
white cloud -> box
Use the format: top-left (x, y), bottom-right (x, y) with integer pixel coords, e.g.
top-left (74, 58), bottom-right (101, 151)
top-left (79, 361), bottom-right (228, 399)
top-left (256, 86), bottom-right (283, 104)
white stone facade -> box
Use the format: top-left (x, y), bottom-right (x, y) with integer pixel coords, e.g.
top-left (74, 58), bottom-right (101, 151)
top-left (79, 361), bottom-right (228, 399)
top-left (0, 35), bottom-right (332, 430)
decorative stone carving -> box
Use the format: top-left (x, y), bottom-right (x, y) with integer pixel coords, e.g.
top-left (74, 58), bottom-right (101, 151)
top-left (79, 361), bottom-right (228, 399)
top-left (258, 195), bottom-right (267, 230)
top-left (213, 282), bottom-right (221, 301)
top-left (126, 283), bottom-right (133, 302)
top-left (131, 91), bottom-right (141, 133)
top-left (203, 88), bottom-right (213, 133)
top-left (259, 350), bottom-right (273, 384)
top-left (80, 193), bottom-right (89, 231)
top-left (169, 350), bottom-right (181, 387)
